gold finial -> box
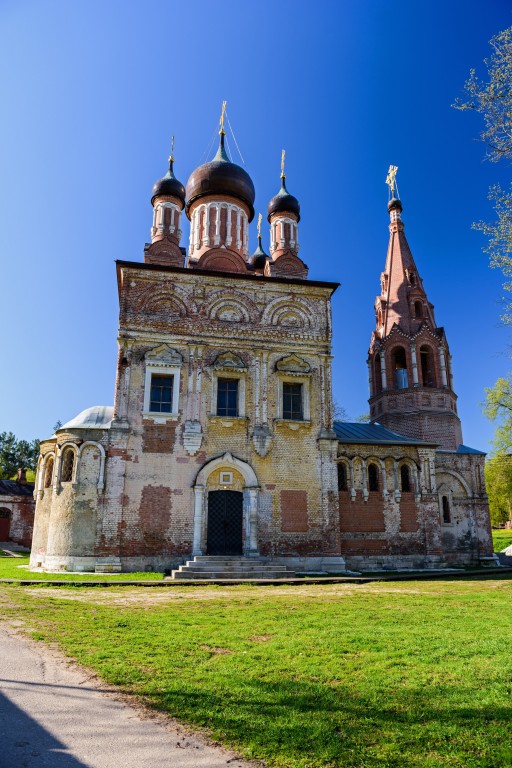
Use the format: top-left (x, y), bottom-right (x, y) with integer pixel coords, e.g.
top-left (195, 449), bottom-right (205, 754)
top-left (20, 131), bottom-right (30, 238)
top-left (385, 165), bottom-right (399, 198)
top-left (257, 213), bottom-right (262, 238)
top-left (168, 135), bottom-right (175, 164)
top-left (281, 149), bottom-right (286, 179)
top-left (219, 100), bottom-right (227, 135)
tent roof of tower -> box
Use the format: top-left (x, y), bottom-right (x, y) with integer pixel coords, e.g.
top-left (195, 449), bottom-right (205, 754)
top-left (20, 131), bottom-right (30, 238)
top-left (185, 134), bottom-right (255, 221)
top-left (333, 421), bottom-right (437, 446)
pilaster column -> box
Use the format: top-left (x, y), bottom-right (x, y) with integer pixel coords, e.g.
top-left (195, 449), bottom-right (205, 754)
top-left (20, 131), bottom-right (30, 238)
top-left (186, 347), bottom-right (195, 421)
top-left (203, 205), bottom-right (210, 246)
top-left (192, 485), bottom-right (205, 556)
top-left (236, 210), bottom-right (241, 249)
top-left (325, 356), bottom-right (334, 430)
top-left (393, 460), bottom-right (400, 500)
top-left (411, 343), bottom-right (419, 386)
top-left (361, 459), bottom-right (368, 501)
top-left (367, 359), bottom-right (374, 397)
top-left (194, 209), bottom-right (201, 250)
top-left (194, 346), bottom-right (204, 421)
top-left (254, 351), bottom-right (261, 423)
top-left (214, 204), bottom-right (221, 246)
top-left (261, 351), bottom-right (269, 423)
top-left (349, 459), bottom-right (356, 500)
top-left (246, 488), bottom-right (259, 556)
top-left (226, 206), bottom-right (232, 246)
top-left (439, 347), bottom-right (448, 387)
top-left (379, 350), bottom-right (387, 390)
top-left (380, 460), bottom-right (388, 497)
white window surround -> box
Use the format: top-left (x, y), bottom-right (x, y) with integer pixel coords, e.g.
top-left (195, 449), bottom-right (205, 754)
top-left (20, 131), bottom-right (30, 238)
top-left (143, 364), bottom-right (181, 423)
top-left (210, 370), bottom-right (246, 418)
top-left (275, 372), bottom-right (311, 422)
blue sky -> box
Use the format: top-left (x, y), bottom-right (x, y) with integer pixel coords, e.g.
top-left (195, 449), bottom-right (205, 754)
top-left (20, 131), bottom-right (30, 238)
top-left (1, 0), bottom-right (511, 450)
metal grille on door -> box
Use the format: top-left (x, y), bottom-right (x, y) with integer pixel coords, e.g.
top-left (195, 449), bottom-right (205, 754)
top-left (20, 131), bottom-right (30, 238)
top-left (206, 490), bottom-right (243, 555)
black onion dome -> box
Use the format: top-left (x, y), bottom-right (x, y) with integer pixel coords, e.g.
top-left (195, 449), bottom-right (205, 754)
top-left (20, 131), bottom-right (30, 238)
top-left (249, 235), bottom-right (270, 269)
top-left (267, 178), bottom-right (300, 222)
top-left (151, 159), bottom-right (186, 206)
top-left (185, 134), bottom-right (255, 222)
top-left (388, 197), bottom-right (403, 213)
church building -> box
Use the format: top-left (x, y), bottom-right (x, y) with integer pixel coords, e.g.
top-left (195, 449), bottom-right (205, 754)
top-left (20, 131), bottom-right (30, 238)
top-left (30, 113), bottom-right (495, 575)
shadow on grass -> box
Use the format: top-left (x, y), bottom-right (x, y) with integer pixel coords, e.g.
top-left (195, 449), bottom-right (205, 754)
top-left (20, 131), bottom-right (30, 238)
top-left (136, 674), bottom-right (512, 767)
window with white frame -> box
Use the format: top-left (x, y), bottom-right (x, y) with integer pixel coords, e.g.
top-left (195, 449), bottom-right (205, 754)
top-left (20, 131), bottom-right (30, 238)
top-left (150, 374), bottom-right (174, 413)
top-left (275, 354), bottom-right (312, 422)
top-left (142, 345), bottom-right (182, 419)
top-left (211, 351), bottom-right (246, 418)
top-left (282, 382), bottom-right (303, 420)
top-left (217, 378), bottom-right (239, 417)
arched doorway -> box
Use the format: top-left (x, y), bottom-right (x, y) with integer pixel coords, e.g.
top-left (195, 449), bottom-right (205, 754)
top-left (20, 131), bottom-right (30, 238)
top-left (193, 452), bottom-right (259, 557)
top-left (0, 508), bottom-right (11, 541)
top-left (206, 490), bottom-right (243, 555)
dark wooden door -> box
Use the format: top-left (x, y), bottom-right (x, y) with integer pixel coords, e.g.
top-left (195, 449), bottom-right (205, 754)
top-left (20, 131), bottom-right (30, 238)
top-left (0, 509), bottom-right (11, 541)
top-left (206, 491), bottom-right (243, 555)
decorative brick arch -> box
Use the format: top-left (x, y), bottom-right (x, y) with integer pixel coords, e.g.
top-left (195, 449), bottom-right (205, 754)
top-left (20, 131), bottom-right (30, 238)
top-left (192, 452), bottom-right (259, 558)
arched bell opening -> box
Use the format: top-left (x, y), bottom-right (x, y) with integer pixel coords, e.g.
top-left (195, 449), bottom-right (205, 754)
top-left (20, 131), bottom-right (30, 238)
top-left (392, 346), bottom-right (408, 389)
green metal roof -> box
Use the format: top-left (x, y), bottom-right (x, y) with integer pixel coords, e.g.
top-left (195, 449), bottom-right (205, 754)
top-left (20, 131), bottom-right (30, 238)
top-left (333, 421), bottom-right (435, 446)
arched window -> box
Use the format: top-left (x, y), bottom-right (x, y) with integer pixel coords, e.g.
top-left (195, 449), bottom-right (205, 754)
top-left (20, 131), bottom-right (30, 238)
top-left (420, 345), bottom-right (436, 387)
top-left (44, 457), bottom-right (54, 488)
top-left (61, 448), bottom-right (75, 483)
top-left (400, 464), bottom-right (411, 492)
top-left (409, 272), bottom-right (416, 286)
top-left (392, 347), bottom-right (408, 389)
top-left (368, 463), bottom-right (379, 492)
top-left (414, 301), bottom-right (423, 319)
top-left (442, 495), bottom-right (451, 524)
top-left (337, 463), bottom-right (348, 492)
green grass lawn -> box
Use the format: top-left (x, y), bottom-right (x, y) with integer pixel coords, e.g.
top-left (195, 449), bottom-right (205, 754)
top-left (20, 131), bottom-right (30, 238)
top-left (492, 528), bottom-right (512, 552)
top-left (0, 554), bottom-right (164, 581)
top-left (2, 578), bottom-right (512, 768)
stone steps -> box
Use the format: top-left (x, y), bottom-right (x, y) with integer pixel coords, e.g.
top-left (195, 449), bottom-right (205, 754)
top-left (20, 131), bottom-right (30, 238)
top-left (170, 556), bottom-right (296, 580)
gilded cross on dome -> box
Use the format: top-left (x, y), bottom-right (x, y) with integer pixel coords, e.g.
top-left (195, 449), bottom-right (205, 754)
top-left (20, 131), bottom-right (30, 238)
top-left (385, 165), bottom-right (399, 198)
top-left (219, 101), bottom-right (227, 135)
top-left (168, 135), bottom-right (174, 164)
top-left (257, 213), bottom-right (262, 238)
top-left (281, 149), bottom-right (286, 179)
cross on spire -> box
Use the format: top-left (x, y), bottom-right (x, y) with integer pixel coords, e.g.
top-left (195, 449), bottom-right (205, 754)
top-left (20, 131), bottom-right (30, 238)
top-left (219, 101), bottom-right (227, 135)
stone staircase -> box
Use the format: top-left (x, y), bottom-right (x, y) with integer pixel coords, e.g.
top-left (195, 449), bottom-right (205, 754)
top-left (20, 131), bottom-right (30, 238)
top-left (170, 555), bottom-right (296, 581)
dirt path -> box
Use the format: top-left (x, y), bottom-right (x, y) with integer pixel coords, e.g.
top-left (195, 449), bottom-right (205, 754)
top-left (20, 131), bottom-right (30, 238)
top-left (0, 626), bottom-right (258, 768)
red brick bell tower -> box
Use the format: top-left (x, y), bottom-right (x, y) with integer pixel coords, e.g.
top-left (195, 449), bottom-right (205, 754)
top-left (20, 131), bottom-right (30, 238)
top-left (367, 170), bottom-right (463, 450)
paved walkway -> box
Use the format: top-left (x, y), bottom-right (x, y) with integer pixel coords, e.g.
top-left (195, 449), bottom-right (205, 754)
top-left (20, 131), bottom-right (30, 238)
top-left (0, 626), bottom-right (255, 768)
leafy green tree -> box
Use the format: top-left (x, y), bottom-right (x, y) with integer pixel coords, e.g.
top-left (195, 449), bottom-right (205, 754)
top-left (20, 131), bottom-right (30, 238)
top-left (483, 377), bottom-right (512, 525)
top-left (454, 26), bottom-right (512, 321)
top-left (0, 432), bottom-right (40, 480)
top-left (485, 455), bottom-right (512, 527)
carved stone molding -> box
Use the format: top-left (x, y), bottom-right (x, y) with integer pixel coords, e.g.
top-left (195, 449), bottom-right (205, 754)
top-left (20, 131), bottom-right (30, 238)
top-left (252, 424), bottom-right (273, 457)
top-left (183, 420), bottom-right (203, 455)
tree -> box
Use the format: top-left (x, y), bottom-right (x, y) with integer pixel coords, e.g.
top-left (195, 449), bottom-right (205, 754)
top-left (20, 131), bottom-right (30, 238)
top-left (483, 377), bottom-right (512, 525)
top-left (0, 432), bottom-right (40, 480)
top-left (485, 455), bottom-right (512, 527)
top-left (454, 26), bottom-right (512, 321)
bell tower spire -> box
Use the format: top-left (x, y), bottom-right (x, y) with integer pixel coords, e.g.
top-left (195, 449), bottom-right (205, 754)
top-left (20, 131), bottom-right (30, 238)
top-left (367, 169), bottom-right (462, 450)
